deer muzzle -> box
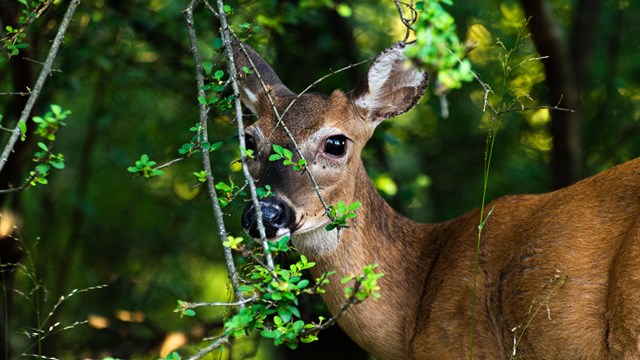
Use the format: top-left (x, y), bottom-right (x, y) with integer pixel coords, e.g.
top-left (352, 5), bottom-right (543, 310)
top-left (242, 196), bottom-right (295, 239)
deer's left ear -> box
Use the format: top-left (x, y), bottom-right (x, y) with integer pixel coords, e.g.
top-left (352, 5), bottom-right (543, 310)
top-left (350, 42), bottom-right (428, 124)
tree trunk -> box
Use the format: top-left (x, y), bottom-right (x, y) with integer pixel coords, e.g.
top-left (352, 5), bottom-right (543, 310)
top-left (520, 0), bottom-right (582, 189)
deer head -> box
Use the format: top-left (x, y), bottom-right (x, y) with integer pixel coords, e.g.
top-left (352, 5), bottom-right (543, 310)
top-left (234, 41), bottom-right (428, 254)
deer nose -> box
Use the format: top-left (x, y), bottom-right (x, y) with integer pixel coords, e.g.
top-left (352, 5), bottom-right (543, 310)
top-left (242, 197), bottom-right (295, 239)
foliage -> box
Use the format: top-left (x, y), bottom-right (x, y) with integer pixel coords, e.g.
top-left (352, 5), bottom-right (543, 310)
top-left (325, 201), bottom-right (362, 231)
top-left (406, 0), bottom-right (474, 91)
top-left (175, 235), bottom-right (383, 351)
top-left (269, 144), bottom-right (307, 171)
top-left (0, 0), bottom-right (51, 61)
top-left (20, 104), bottom-right (70, 189)
top-left (127, 154), bottom-right (165, 178)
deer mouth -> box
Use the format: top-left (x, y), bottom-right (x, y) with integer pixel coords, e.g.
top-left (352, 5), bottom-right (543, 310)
top-left (241, 197), bottom-right (296, 239)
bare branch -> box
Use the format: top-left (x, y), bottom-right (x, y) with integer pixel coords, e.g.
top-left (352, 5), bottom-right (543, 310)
top-left (181, 296), bottom-right (257, 310)
top-left (153, 156), bottom-right (185, 171)
top-left (188, 335), bottom-right (230, 360)
top-left (216, 13), bottom-right (275, 272)
top-left (182, 0), bottom-right (246, 303)
top-left (393, 0), bottom-right (418, 42)
top-left (0, 0), bottom-right (81, 174)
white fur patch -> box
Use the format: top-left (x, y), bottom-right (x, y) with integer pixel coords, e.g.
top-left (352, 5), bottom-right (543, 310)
top-left (242, 88), bottom-right (259, 113)
top-left (368, 48), bottom-right (405, 95)
top-left (292, 226), bottom-right (340, 258)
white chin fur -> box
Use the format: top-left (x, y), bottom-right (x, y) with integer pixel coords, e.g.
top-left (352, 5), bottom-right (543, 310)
top-left (292, 226), bottom-right (340, 258)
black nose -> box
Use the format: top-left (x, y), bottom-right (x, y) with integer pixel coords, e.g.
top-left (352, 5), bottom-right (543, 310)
top-left (242, 197), bottom-right (295, 238)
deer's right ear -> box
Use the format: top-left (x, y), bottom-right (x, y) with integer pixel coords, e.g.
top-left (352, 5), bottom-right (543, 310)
top-left (350, 42), bottom-right (428, 125)
top-left (231, 40), bottom-right (294, 116)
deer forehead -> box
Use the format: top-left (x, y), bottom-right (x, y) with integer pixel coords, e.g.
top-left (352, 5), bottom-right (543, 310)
top-left (251, 90), bottom-right (369, 143)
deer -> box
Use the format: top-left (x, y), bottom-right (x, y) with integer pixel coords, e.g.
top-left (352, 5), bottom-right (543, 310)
top-left (232, 40), bottom-right (640, 359)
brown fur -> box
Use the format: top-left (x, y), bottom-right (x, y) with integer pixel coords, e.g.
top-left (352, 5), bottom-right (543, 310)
top-left (233, 40), bottom-right (640, 359)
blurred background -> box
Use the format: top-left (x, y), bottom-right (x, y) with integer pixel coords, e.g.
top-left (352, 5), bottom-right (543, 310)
top-left (0, 0), bottom-right (638, 358)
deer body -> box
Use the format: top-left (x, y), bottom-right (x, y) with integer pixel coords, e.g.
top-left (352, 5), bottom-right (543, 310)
top-left (233, 40), bottom-right (640, 359)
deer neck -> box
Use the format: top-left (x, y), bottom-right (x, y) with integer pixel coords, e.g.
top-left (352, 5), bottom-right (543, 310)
top-left (292, 166), bottom-right (436, 359)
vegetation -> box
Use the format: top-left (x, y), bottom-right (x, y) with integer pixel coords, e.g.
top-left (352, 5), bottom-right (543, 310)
top-left (0, 0), bottom-right (638, 359)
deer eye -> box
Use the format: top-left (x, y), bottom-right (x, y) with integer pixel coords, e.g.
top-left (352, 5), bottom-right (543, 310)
top-left (324, 135), bottom-right (347, 157)
top-left (245, 133), bottom-right (256, 152)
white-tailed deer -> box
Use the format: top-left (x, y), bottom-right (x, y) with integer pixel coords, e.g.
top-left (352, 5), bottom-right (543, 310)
top-left (233, 40), bottom-right (640, 359)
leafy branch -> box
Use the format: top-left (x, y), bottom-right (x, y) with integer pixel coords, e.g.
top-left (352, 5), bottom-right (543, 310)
top-left (0, 0), bottom-right (81, 175)
top-left (0, 0), bottom-right (54, 59)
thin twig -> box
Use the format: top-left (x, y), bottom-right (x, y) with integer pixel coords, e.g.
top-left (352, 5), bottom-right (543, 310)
top-left (0, 0), bottom-right (81, 174)
top-left (188, 335), bottom-right (230, 360)
top-left (181, 296), bottom-right (257, 309)
top-left (299, 280), bottom-right (363, 337)
top-left (0, 92), bottom-right (30, 96)
top-left (183, 0), bottom-right (246, 304)
top-left (217, 11), bottom-right (275, 271)
top-left (153, 156), bottom-right (185, 170)
top-left (392, 0), bottom-right (418, 42)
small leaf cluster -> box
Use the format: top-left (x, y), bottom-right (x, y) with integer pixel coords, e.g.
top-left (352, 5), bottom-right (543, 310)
top-left (325, 201), bottom-right (361, 231)
top-left (406, 0), bottom-right (474, 91)
top-left (178, 124), bottom-right (223, 157)
top-left (222, 236), bottom-right (322, 349)
top-left (24, 104), bottom-right (70, 187)
top-left (174, 300), bottom-right (197, 318)
top-left (199, 63), bottom-right (234, 112)
top-left (3, 25), bottom-right (28, 57)
top-left (215, 177), bottom-right (241, 207)
top-left (32, 104), bottom-right (71, 140)
top-left (127, 154), bottom-right (164, 178)
top-left (269, 144), bottom-right (307, 171)
top-left (1, 0), bottom-right (50, 60)
top-left (341, 264), bottom-right (383, 302)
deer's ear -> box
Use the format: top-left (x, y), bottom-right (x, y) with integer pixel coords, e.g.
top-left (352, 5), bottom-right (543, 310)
top-left (232, 40), bottom-right (294, 115)
top-left (350, 43), bottom-right (428, 124)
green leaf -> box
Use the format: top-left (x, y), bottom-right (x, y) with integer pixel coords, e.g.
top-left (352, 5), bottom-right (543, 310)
top-left (36, 142), bottom-right (48, 151)
top-left (184, 309), bottom-right (196, 317)
top-left (260, 329), bottom-right (279, 339)
top-left (212, 38), bottom-right (223, 49)
top-left (202, 61), bottom-right (213, 75)
top-left (210, 141), bottom-right (223, 152)
top-left (19, 120), bottom-right (27, 136)
top-left (197, 96), bottom-right (208, 106)
top-left (51, 104), bottom-right (62, 116)
top-left (269, 154), bottom-right (282, 162)
top-left (50, 157), bottom-right (65, 170)
top-left (214, 70), bottom-right (225, 80)
top-left (277, 307), bottom-right (292, 323)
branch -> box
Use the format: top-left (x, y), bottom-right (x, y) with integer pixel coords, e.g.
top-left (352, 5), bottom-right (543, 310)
top-left (0, 0), bottom-right (81, 174)
top-left (392, 0), bottom-right (418, 42)
top-left (183, 0), bottom-right (246, 303)
top-left (187, 335), bottom-right (230, 360)
top-left (299, 279), bottom-right (363, 337)
top-left (217, 16), bottom-right (275, 272)
top-left (181, 296), bottom-right (257, 310)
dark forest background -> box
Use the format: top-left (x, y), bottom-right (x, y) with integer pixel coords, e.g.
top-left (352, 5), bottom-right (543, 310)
top-left (0, 0), bottom-right (638, 358)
